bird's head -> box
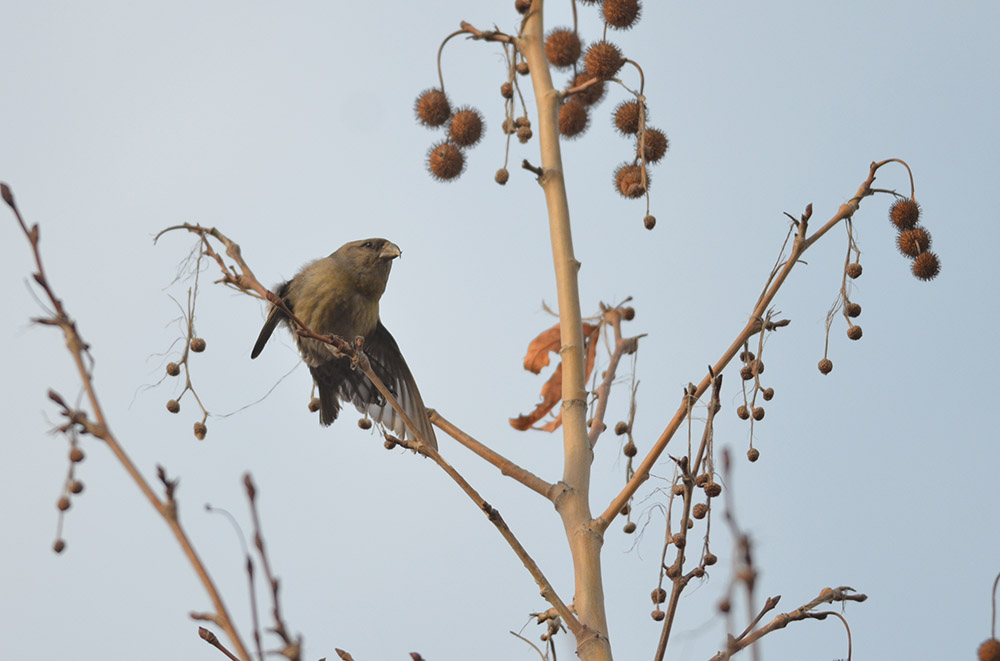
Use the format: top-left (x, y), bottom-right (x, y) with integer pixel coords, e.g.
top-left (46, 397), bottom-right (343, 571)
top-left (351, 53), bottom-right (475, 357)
top-left (331, 238), bottom-right (401, 298)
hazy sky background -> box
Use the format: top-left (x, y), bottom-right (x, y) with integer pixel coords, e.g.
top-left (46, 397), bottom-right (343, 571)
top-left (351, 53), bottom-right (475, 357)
top-left (2, 2), bottom-right (998, 660)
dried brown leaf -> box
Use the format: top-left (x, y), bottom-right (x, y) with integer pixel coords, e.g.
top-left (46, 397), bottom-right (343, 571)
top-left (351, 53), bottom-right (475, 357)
top-left (511, 322), bottom-right (601, 432)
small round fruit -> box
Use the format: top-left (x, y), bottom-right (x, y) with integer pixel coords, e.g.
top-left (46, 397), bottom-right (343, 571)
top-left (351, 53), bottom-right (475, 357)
top-left (747, 447), bottom-right (760, 462)
top-left (166, 399), bottom-right (180, 414)
top-left (69, 447), bottom-right (85, 463)
top-left (736, 405), bottom-right (750, 420)
top-left (818, 358), bottom-right (833, 375)
top-left (762, 387), bottom-right (774, 401)
top-left (651, 587), bottom-right (667, 604)
top-left (414, 88), bottom-right (451, 127)
top-left (846, 263), bottom-right (863, 279)
top-left (692, 503), bottom-right (708, 519)
top-left (889, 198), bottom-right (920, 230)
top-left (426, 141), bottom-right (465, 181)
top-left (166, 362), bottom-right (180, 376)
top-left (912, 252), bottom-right (940, 281)
top-left (358, 418), bottom-right (372, 430)
top-left (495, 168), bottom-right (509, 185)
top-left (623, 521), bottom-right (636, 534)
top-left (193, 422), bottom-right (207, 440)
top-left (643, 214), bottom-right (656, 230)
top-left (57, 496), bottom-right (71, 511)
top-left (614, 421), bottom-right (629, 435)
top-left (190, 337), bottom-right (206, 352)
top-left (845, 302), bottom-right (861, 318)
top-left (585, 41), bottom-right (624, 80)
top-left (624, 441), bottom-right (637, 457)
top-left (651, 609), bottom-right (665, 621)
top-left (847, 325), bottom-right (863, 340)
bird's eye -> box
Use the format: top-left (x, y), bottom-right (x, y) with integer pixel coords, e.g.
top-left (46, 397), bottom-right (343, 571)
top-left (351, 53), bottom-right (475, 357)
top-left (363, 241), bottom-right (373, 249)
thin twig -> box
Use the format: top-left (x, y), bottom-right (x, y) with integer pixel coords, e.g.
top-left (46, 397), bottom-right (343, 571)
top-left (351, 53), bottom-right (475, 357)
top-left (429, 409), bottom-right (558, 500)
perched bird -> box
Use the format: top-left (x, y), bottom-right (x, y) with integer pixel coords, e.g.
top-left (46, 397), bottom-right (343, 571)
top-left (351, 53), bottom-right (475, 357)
top-left (251, 239), bottom-right (437, 449)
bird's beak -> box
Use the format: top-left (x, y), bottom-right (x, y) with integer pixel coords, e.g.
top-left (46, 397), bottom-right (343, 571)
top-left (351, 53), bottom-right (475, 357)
top-left (379, 242), bottom-right (402, 261)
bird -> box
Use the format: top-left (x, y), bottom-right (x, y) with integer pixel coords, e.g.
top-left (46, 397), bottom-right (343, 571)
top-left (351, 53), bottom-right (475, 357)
top-left (250, 238), bottom-right (437, 449)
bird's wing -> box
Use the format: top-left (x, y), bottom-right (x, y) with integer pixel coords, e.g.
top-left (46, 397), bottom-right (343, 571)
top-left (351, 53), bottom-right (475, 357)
top-left (250, 282), bottom-right (292, 359)
top-left (337, 321), bottom-right (438, 449)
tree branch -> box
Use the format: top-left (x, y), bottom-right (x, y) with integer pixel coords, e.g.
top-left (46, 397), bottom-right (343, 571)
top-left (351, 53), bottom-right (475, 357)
top-left (596, 160), bottom-right (891, 532)
top-left (3, 184), bottom-right (252, 661)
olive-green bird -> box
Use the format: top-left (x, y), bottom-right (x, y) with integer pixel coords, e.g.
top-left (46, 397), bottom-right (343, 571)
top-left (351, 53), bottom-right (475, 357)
top-left (250, 239), bottom-right (437, 449)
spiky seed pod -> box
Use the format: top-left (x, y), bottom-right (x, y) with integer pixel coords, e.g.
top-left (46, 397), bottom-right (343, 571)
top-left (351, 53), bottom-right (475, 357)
top-left (426, 141), bottom-right (465, 181)
top-left (166, 362), bottom-right (180, 376)
top-left (847, 325), bottom-right (863, 340)
top-left (818, 358), bottom-right (834, 375)
top-left (57, 496), bottom-right (71, 511)
top-left (897, 227), bottom-right (932, 258)
top-left (695, 473), bottom-right (710, 487)
top-left (571, 72), bottom-right (606, 106)
top-left (166, 399), bottom-right (180, 414)
top-left (69, 447), bottom-right (84, 463)
top-left (447, 107), bottom-right (484, 148)
top-left (613, 100), bottom-right (643, 135)
top-left (559, 100), bottom-right (590, 138)
top-left (516, 125), bottom-right (533, 143)
top-left (308, 398), bottom-right (321, 412)
top-left (704, 482), bottom-right (722, 498)
top-left (979, 638), bottom-right (1000, 661)
top-left (190, 337), bottom-right (206, 352)
top-left (516, 61), bottom-right (529, 76)
top-left (912, 252), bottom-right (940, 280)
top-left (846, 262), bottom-right (863, 279)
top-left (639, 128), bottom-right (669, 163)
top-left (643, 214), bottom-right (656, 230)
top-left (53, 539), bottom-right (66, 554)
top-left (358, 418), bottom-right (372, 430)
top-left (889, 198), bottom-right (921, 230)
top-left (752, 406), bottom-right (765, 421)
top-left (704, 552), bottom-right (718, 566)
top-left (614, 163), bottom-right (647, 198)
top-left (515, 0), bottom-right (531, 14)
top-left (845, 302), bottom-right (862, 318)
top-left (623, 307), bottom-right (636, 320)
top-left (736, 405), bottom-right (750, 420)
top-left (651, 609), bottom-right (665, 621)
top-left (500, 82), bottom-right (514, 99)
top-left (614, 421), bottom-right (629, 435)
top-left (651, 588), bottom-right (667, 604)
top-left (585, 41), bottom-right (625, 80)
top-left (762, 387), bottom-right (774, 401)
top-left (747, 447), bottom-right (760, 462)
top-left (672, 484), bottom-right (685, 496)
top-left (495, 168), bottom-right (509, 185)
top-left (623, 521), bottom-right (636, 534)
top-left (69, 480), bottom-right (84, 494)
top-left (740, 365), bottom-right (753, 381)
top-left (624, 441), bottom-right (637, 457)
top-left (692, 503), bottom-right (708, 519)
top-left (545, 28), bottom-right (582, 68)
top-left (603, 0), bottom-right (642, 29)
top-left (193, 422), bottom-right (207, 440)
top-left (414, 88), bottom-right (451, 128)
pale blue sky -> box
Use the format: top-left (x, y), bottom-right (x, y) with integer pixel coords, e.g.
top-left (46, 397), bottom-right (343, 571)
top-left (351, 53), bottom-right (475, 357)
top-left (2, 2), bottom-right (998, 659)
